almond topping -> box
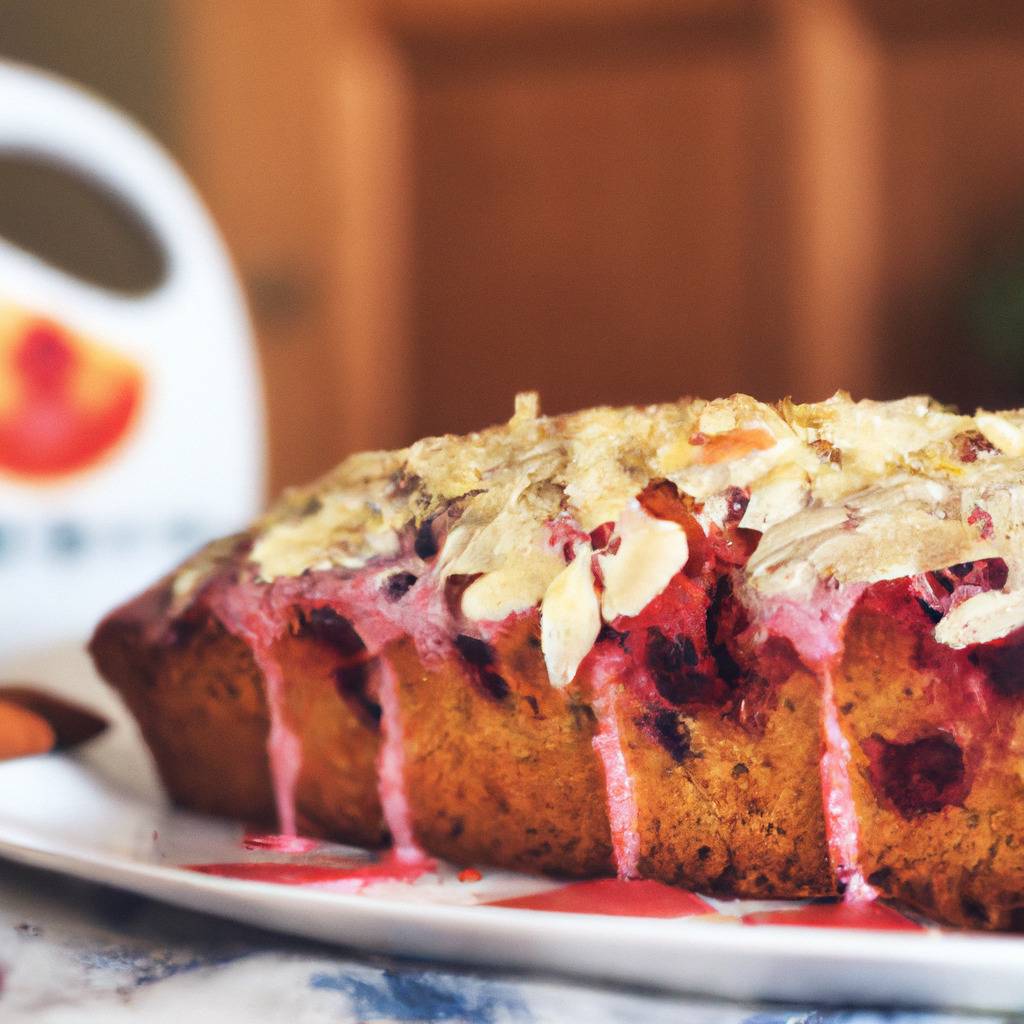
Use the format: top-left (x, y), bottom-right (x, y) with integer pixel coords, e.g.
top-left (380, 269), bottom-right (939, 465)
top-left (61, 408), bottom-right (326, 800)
top-left (540, 546), bottom-right (601, 687)
top-left (598, 502), bottom-right (689, 620)
top-left (934, 589), bottom-right (1024, 649)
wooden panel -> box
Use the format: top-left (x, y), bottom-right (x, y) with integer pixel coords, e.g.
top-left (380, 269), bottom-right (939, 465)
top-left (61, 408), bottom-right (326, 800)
top-left (174, 0), bottom-right (1024, 485)
top-left (859, 0), bottom-right (1024, 40)
top-left (382, 0), bottom-right (760, 38)
top-left (173, 0), bottom-right (345, 492)
top-left (880, 33), bottom-right (1024, 409)
top-left (327, 5), bottom-right (416, 456)
top-left (407, 20), bottom-right (792, 439)
top-left (775, 0), bottom-right (883, 402)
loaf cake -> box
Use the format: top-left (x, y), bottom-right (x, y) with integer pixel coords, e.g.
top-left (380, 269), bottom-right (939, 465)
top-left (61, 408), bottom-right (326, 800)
top-left (90, 392), bottom-right (1024, 930)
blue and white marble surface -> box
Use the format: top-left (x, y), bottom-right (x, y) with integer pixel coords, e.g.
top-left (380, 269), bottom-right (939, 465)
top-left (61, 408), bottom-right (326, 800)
top-left (0, 859), bottom-right (1014, 1024)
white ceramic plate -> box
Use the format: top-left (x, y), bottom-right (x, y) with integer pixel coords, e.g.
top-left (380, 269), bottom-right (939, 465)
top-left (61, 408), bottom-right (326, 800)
top-left (1, 642), bottom-right (1023, 1013)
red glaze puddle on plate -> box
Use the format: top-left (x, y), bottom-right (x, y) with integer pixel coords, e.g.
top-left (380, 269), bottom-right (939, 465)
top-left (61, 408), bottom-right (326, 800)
top-left (742, 901), bottom-right (924, 931)
top-left (242, 831), bottom-right (321, 853)
top-left (487, 879), bottom-right (715, 918)
top-left (187, 852), bottom-right (434, 888)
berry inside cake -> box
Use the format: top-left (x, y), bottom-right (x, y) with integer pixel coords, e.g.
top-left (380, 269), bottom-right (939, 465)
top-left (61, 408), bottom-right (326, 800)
top-left (90, 391), bottom-right (1024, 930)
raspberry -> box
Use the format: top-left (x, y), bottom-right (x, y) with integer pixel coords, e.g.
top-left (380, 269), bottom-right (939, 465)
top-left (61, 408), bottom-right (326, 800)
top-left (863, 733), bottom-right (968, 817)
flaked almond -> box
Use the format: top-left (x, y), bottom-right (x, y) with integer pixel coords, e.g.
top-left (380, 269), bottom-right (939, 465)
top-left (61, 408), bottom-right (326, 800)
top-left (975, 412), bottom-right (1024, 458)
top-left (0, 699), bottom-right (56, 761)
top-left (935, 589), bottom-right (1024, 649)
top-left (512, 391), bottom-right (540, 422)
top-left (461, 560), bottom-right (559, 622)
top-left (540, 546), bottom-right (601, 686)
top-left (739, 467), bottom-right (810, 533)
top-left (598, 502), bottom-right (688, 620)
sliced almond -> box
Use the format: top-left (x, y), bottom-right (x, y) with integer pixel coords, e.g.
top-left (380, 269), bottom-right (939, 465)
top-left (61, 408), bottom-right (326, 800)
top-left (739, 466), bottom-right (811, 533)
top-left (461, 559), bottom-right (559, 622)
top-left (598, 502), bottom-right (688, 620)
top-left (540, 546), bottom-right (601, 686)
top-left (935, 589), bottom-right (1024, 649)
top-left (975, 412), bottom-right (1024, 457)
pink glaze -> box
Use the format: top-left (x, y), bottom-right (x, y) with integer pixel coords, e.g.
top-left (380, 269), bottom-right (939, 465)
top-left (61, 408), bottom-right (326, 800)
top-left (488, 879), bottom-right (714, 917)
top-left (203, 579), bottom-right (305, 836)
top-left (163, 506), bottom-right (989, 913)
top-left (589, 654), bottom-right (642, 880)
top-left (276, 565), bottom-right (454, 664)
top-left (243, 831), bottom-right (320, 853)
top-left (752, 582), bottom-right (865, 667)
top-left (204, 561), bottom-right (458, 845)
top-left (751, 583), bottom-right (875, 903)
top-left (250, 644), bottom-right (302, 837)
top-left (819, 664), bottom-right (875, 901)
top-left (188, 850), bottom-right (433, 890)
top-left (374, 657), bottom-right (426, 864)
top-left (743, 900), bottom-right (923, 931)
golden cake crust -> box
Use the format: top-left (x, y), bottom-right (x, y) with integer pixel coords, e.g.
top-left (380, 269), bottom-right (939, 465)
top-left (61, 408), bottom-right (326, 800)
top-left (89, 390), bottom-right (1024, 930)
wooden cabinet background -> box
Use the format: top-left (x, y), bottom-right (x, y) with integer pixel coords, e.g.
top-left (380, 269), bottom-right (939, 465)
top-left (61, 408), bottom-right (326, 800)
top-left (175, 0), bottom-right (1024, 492)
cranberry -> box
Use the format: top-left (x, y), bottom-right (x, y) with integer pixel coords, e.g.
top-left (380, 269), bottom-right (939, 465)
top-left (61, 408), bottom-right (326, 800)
top-left (589, 522), bottom-right (614, 551)
top-left (453, 634), bottom-right (510, 702)
top-left (980, 558), bottom-right (1009, 591)
top-left (454, 634), bottom-right (495, 666)
top-left (479, 670), bottom-right (511, 701)
top-left (333, 663), bottom-right (381, 727)
top-left (972, 630), bottom-right (1024, 697)
top-left (709, 640), bottom-right (742, 685)
top-left (646, 627), bottom-right (723, 705)
top-left (863, 733), bottom-right (968, 818)
top-left (414, 517), bottom-right (440, 559)
top-left (723, 486), bottom-right (749, 524)
top-left (912, 558), bottom-right (1009, 622)
top-left (167, 615), bottom-right (202, 649)
top-left (953, 430), bottom-right (997, 463)
top-left (383, 572), bottom-right (418, 601)
top-left (298, 607), bottom-right (365, 655)
top-left (596, 623), bottom-right (629, 646)
top-left (968, 506), bottom-right (995, 540)
top-left (916, 596), bottom-right (943, 624)
top-left (652, 710), bottom-right (697, 763)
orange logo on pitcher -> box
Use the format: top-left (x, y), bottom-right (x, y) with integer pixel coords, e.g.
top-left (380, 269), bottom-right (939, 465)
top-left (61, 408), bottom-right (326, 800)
top-left (0, 306), bottom-right (144, 481)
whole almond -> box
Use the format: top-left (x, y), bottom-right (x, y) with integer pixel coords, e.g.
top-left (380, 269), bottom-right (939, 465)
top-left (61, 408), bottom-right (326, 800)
top-left (0, 686), bottom-right (108, 749)
top-left (0, 699), bottom-right (56, 761)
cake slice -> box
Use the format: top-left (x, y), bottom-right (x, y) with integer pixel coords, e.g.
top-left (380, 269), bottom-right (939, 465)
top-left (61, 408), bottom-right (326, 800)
top-left (90, 392), bottom-right (1024, 928)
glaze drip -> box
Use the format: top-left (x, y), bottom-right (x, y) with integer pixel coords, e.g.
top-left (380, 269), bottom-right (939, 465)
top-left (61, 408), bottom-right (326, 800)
top-left (751, 583), bottom-right (874, 902)
top-left (250, 643), bottom-right (302, 837)
top-left (589, 654), bottom-right (641, 880)
top-left (819, 662), bottom-right (875, 902)
top-left (374, 657), bottom-right (426, 863)
top-left (203, 580), bottom-right (304, 837)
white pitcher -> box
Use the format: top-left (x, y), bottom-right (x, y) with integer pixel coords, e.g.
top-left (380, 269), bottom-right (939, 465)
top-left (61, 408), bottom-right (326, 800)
top-left (0, 62), bottom-right (264, 657)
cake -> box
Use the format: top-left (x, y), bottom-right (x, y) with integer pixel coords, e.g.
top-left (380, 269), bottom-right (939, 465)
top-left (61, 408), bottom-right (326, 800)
top-left (90, 392), bottom-right (1024, 930)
